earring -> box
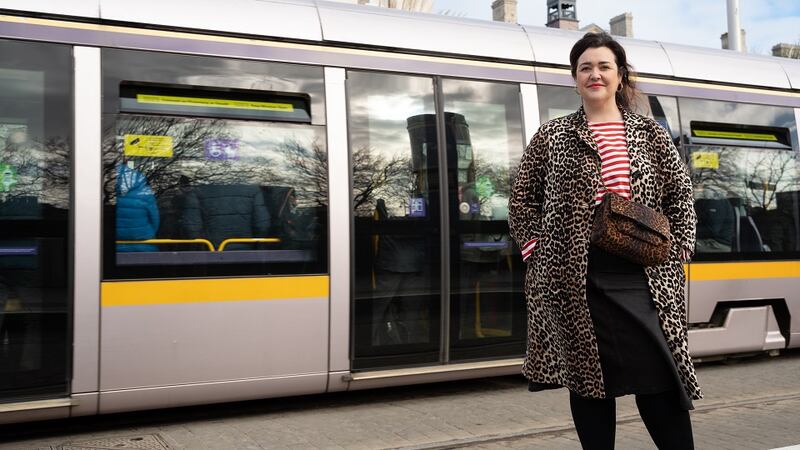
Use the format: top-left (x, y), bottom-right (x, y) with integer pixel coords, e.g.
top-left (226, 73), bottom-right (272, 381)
top-left (617, 83), bottom-right (624, 92)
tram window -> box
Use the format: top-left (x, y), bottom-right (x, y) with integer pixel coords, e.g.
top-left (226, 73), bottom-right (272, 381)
top-left (347, 71), bottom-right (442, 368)
top-left (0, 40), bottom-right (72, 401)
top-left (442, 79), bottom-right (526, 357)
top-left (537, 85), bottom-right (580, 123)
top-left (443, 79), bottom-right (523, 222)
top-left (102, 50), bottom-right (327, 278)
top-left (679, 98), bottom-right (800, 259)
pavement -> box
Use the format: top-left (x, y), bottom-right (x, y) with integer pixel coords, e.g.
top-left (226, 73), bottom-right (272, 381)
top-left (1, 349), bottom-right (799, 449)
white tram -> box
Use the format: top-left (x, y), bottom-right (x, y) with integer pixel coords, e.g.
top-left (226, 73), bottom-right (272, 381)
top-left (0, 0), bottom-right (798, 424)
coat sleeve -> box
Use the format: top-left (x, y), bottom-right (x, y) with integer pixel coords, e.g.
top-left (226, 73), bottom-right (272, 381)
top-left (654, 125), bottom-right (697, 260)
top-left (508, 127), bottom-right (548, 262)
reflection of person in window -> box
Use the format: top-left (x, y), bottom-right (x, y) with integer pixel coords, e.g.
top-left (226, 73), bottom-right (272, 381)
top-left (372, 198), bottom-right (429, 346)
top-left (116, 163), bottom-right (160, 252)
top-left (265, 186), bottom-right (299, 248)
top-left (694, 185), bottom-right (734, 253)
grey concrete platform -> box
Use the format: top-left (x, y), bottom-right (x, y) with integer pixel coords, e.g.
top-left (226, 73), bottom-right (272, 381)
top-left (1, 350), bottom-right (799, 449)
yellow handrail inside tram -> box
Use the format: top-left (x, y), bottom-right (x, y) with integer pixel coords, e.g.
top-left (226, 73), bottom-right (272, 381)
top-left (217, 237), bottom-right (281, 251)
top-left (116, 239), bottom-right (216, 252)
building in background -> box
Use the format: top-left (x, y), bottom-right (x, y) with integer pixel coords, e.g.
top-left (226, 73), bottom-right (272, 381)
top-left (356, 0), bottom-right (433, 12)
top-left (541, 1), bottom-right (632, 38)
top-left (545, 0), bottom-right (578, 30)
top-left (772, 43), bottom-right (800, 59)
top-left (491, 0), bottom-right (517, 23)
top-left (327, 0), bottom-right (433, 12)
top-left (609, 12), bottom-right (633, 37)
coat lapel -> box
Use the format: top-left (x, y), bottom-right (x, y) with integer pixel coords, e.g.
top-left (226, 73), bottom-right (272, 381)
top-left (622, 109), bottom-right (645, 203)
top-left (572, 107), bottom-right (599, 155)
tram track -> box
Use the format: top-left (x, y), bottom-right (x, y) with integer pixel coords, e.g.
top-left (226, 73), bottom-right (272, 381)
top-left (397, 390), bottom-right (800, 450)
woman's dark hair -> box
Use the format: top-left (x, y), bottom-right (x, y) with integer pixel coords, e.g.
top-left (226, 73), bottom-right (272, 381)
top-left (569, 32), bottom-right (640, 111)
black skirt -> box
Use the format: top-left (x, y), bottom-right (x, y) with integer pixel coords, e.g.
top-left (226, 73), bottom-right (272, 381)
top-left (529, 245), bottom-right (692, 410)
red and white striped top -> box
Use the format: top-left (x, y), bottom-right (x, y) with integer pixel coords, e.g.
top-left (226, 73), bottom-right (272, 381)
top-left (520, 120), bottom-right (693, 262)
top-left (589, 121), bottom-right (631, 205)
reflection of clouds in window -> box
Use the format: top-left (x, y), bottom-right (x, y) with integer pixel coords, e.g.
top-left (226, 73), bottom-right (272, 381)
top-left (443, 80), bottom-right (523, 221)
top-left (451, 101), bottom-right (508, 167)
top-left (347, 72), bottom-right (435, 217)
top-left (367, 94), bottom-right (426, 122)
top-left (115, 116), bottom-right (325, 206)
top-left (0, 68), bottom-right (44, 97)
top-left (537, 86), bottom-right (580, 124)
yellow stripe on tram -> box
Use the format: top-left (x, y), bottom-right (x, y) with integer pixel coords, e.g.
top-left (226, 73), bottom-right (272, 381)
top-left (689, 261), bottom-right (800, 281)
top-left (102, 276), bottom-right (329, 307)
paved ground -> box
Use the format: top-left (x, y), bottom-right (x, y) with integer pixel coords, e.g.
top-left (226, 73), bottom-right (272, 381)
top-left (1, 349), bottom-right (799, 450)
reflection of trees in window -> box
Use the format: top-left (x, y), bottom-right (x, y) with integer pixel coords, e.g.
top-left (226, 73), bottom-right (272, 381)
top-left (691, 145), bottom-right (800, 210)
top-left (275, 138), bottom-right (328, 208)
top-left (472, 154), bottom-right (510, 218)
top-left (0, 134), bottom-right (70, 211)
top-left (103, 116), bottom-right (236, 202)
top-left (351, 145), bottom-right (413, 216)
top-left (106, 117), bottom-right (329, 205)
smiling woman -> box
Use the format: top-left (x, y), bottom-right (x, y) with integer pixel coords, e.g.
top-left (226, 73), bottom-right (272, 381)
top-left (509, 32), bottom-right (699, 450)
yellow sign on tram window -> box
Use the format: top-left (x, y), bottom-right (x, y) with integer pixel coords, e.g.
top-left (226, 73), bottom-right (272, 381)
top-left (124, 134), bottom-right (174, 158)
top-left (693, 129), bottom-right (778, 142)
top-left (692, 152), bottom-right (719, 170)
top-left (136, 94), bottom-right (295, 112)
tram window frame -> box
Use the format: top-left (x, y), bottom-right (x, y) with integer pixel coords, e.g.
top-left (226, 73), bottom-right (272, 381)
top-left (101, 49), bottom-right (329, 280)
top-left (678, 97), bottom-right (800, 262)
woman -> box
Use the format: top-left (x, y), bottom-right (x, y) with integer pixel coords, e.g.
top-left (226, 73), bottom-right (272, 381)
top-left (508, 32), bottom-right (701, 449)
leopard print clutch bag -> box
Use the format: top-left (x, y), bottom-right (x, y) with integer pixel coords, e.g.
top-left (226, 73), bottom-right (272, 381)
top-left (590, 191), bottom-right (672, 266)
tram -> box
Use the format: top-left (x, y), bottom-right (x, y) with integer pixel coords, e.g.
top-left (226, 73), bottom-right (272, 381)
top-left (0, 0), bottom-right (798, 424)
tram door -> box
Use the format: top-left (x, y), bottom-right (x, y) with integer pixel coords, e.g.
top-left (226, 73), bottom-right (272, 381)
top-left (0, 40), bottom-right (72, 402)
top-left (348, 73), bottom-right (527, 369)
top-left (442, 80), bottom-right (526, 361)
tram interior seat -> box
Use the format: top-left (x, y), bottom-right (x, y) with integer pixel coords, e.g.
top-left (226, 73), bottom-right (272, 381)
top-left (728, 198), bottom-right (766, 252)
top-left (694, 196), bottom-right (766, 253)
top-left (181, 184), bottom-right (270, 250)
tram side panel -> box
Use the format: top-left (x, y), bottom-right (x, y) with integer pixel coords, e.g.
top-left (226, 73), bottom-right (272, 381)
top-left (97, 49), bottom-right (332, 413)
top-left (99, 279), bottom-right (330, 413)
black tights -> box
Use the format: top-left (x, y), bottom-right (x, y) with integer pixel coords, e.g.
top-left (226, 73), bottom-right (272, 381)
top-left (569, 390), bottom-right (694, 450)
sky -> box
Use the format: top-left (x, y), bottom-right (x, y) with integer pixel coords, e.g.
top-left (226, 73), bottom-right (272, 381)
top-left (432, 0), bottom-right (800, 55)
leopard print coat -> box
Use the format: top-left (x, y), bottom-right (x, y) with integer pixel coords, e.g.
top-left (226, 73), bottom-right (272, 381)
top-left (508, 106), bottom-right (703, 401)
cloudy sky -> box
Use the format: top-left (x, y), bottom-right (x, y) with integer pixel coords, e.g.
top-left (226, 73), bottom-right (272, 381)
top-left (432, 0), bottom-right (800, 55)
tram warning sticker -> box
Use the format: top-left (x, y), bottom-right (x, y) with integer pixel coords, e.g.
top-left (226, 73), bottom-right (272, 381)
top-left (692, 152), bottom-right (719, 170)
top-left (0, 164), bottom-right (17, 192)
top-left (124, 135), bottom-right (174, 158)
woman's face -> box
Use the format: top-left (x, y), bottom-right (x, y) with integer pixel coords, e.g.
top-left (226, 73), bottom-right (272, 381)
top-left (575, 46), bottom-right (622, 105)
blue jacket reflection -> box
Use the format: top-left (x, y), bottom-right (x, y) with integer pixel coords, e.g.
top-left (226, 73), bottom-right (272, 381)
top-left (116, 165), bottom-right (160, 252)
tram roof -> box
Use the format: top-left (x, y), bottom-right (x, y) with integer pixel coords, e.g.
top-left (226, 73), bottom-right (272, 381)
top-left (4, 0), bottom-right (800, 90)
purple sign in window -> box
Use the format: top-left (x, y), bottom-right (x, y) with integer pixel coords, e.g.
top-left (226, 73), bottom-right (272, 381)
top-left (409, 197), bottom-right (426, 217)
top-left (205, 139), bottom-right (239, 160)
